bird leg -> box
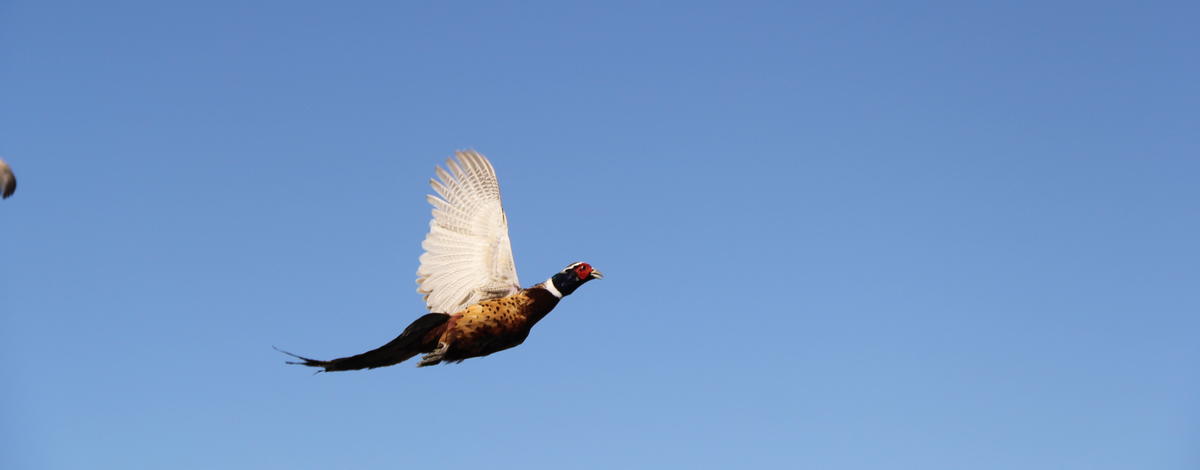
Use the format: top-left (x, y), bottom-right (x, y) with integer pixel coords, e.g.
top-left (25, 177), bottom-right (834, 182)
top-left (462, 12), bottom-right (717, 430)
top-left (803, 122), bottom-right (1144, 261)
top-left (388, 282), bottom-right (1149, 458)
top-left (417, 341), bottom-right (449, 367)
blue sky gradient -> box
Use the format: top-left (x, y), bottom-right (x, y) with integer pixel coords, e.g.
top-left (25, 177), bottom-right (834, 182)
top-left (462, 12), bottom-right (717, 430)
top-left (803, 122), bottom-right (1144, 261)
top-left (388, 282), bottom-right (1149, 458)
top-left (2, 1), bottom-right (1198, 469)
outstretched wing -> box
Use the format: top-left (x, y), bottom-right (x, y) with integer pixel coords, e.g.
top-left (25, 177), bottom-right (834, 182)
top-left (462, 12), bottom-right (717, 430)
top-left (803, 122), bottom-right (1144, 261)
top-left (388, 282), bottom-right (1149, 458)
top-left (416, 150), bottom-right (520, 314)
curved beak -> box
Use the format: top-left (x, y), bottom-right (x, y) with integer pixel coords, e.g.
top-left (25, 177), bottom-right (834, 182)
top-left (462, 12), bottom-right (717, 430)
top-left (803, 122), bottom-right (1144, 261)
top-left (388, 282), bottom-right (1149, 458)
top-left (589, 269), bottom-right (604, 280)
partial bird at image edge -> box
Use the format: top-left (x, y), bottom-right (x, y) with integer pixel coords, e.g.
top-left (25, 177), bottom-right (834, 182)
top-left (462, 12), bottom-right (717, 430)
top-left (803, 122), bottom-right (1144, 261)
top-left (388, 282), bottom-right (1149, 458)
top-left (0, 158), bottom-right (16, 199)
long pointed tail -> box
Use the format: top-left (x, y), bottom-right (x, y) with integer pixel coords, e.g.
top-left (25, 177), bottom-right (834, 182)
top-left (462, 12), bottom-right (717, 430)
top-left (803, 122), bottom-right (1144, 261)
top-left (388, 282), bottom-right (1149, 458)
top-left (277, 313), bottom-right (450, 372)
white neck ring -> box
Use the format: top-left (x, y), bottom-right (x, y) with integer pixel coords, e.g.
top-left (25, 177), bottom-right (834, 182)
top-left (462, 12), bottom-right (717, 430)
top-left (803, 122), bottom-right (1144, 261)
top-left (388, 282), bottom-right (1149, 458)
top-left (543, 278), bottom-right (563, 298)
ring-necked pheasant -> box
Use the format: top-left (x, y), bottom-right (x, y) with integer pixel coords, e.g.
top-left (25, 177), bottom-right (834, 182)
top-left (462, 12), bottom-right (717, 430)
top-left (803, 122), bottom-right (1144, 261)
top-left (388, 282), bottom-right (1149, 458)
top-left (279, 151), bottom-right (602, 371)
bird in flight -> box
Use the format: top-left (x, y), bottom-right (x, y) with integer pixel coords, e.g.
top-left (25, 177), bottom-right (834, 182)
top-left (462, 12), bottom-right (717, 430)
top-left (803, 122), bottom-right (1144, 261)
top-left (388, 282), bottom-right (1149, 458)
top-left (0, 158), bottom-right (15, 199)
top-left (279, 150), bottom-right (602, 371)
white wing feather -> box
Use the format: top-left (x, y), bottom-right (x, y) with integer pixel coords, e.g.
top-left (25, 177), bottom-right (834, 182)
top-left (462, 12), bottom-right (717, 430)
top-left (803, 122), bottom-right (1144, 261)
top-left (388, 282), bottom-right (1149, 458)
top-left (416, 150), bottom-right (521, 314)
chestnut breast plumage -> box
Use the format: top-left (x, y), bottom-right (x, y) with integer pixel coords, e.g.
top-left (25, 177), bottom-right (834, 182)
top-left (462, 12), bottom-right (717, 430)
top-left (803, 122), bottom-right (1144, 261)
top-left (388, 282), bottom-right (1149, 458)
top-left (437, 287), bottom-right (561, 362)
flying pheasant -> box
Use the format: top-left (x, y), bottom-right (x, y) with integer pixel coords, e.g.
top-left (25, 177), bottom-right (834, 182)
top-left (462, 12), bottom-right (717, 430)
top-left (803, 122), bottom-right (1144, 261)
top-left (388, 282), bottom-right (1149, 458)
top-left (279, 150), bottom-right (602, 371)
top-left (0, 158), bottom-right (15, 199)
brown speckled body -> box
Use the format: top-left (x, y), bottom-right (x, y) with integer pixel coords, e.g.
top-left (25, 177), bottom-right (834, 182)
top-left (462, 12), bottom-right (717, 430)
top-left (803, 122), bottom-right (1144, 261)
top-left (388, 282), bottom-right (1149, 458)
top-left (281, 266), bottom-right (600, 371)
top-left (434, 287), bottom-right (561, 363)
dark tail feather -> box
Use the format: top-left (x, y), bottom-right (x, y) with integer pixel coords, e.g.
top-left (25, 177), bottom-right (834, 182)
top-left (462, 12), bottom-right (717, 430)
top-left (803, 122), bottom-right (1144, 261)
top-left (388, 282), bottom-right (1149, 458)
top-left (277, 313), bottom-right (450, 372)
top-left (274, 346), bottom-right (328, 367)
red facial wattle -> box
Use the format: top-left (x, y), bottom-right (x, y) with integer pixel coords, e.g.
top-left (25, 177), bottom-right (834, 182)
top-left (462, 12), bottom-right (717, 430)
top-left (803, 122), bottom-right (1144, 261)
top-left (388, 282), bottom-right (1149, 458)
top-left (574, 264), bottom-right (593, 280)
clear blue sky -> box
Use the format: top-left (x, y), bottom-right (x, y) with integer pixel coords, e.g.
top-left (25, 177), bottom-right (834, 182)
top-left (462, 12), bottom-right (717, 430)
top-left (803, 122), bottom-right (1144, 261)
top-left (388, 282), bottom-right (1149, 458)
top-left (2, 1), bottom-right (1197, 469)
